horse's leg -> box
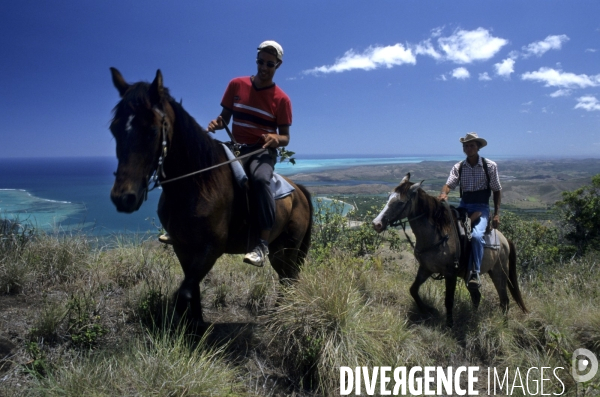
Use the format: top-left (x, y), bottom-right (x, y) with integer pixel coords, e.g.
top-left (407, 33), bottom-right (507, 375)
top-left (488, 267), bottom-right (510, 315)
top-left (410, 265), bottom-right (433, 312)
top-left (269, 242), bottom-right (301, 283)
top-left (444, 272), bottom-right (458, 328)
top-left (468, 284), bottom-right (482, 310)
top-left (172, 245), bottom-right (219, 325)
top-left (268, 190), bottom-right (311, 284)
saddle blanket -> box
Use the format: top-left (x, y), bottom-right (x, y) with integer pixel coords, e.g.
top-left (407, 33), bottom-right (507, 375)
top-left (484, 229), bottom-right (500, 250)
top-left (222, 144), bottom-right (295, 200)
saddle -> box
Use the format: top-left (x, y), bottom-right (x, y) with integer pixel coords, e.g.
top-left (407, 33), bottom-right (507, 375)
top-left (221, 143), bottom-right (295, 199)
top-left (449, 206), bottom-right (500, 275)
top-left (450, 207), bottom-right (472, 274)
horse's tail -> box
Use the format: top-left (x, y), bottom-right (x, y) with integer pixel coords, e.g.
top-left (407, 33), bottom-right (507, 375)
top-left (296, 183), bottom-right (313, 264)
top-left (507, 239), bottom-right (528, 313)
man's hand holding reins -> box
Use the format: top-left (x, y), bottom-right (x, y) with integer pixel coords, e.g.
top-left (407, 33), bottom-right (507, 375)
top-left (207, 115), bottom-right (226, 133)
top-left (261, 134), bottom-right (280, 148)
top-left (261, 126), bottom-right (289, 149)
top-left (438, 184), bottom-right (451, 201)
top-left (492, 214), bottom-right (500, 229)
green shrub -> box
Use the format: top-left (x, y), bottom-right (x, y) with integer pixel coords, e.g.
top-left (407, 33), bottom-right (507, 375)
top-left (500, 211), bottom-right (571, 271)
top-left (311, 199), bottom-right (401, 261)
top-left (66, 292), bottom-right (107, 348)
top-left (555, 174), bottom-right (600, 255)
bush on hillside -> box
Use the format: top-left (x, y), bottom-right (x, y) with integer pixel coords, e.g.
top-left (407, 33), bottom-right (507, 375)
top-left (554, 174), bottom-right (600, 255)
top-left (499, 211), bottom-right (571, 271)
top-left (311, 199), bottom-right (402, 261)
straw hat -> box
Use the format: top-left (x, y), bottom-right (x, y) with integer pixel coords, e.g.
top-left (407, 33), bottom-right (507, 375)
top-left (459, 132), bottom-right (487, 148)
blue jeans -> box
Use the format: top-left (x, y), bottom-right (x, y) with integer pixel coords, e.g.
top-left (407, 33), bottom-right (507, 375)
top-left (459, 202), bottom-right (489, 273)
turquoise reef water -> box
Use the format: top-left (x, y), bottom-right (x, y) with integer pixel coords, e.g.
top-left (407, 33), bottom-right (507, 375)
top-left (0, 189), bottom-right (88, 231)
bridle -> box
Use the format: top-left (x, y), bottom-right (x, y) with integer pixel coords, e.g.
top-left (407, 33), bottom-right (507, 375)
top-left (144, 107), bottom-right (170, 197)
top-left (384, 191), bottom-right (425, 249)
top-left (384, 189), bottom-right (453, 256)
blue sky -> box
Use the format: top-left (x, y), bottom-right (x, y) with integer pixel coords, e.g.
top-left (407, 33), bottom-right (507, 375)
top-left (1, 1), bottom-right (599, 158)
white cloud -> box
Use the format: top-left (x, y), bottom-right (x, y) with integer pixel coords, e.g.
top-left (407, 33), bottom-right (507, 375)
top-left (414, 39), bottom-right (442, 60)
top-left (437, 28), bottom-right (508, 64)
top-left (521, 67), bottom-right (600, 89)
top-left (508, 50), bottom-right (520, 59)
top-left (522, 35), bottom-right (569, 57)
top-left (550, 89), bottom-right (571, 97)
top-left (586, 48), bottom-right (598, 53)
top-left (522, 101), bottom-right (533, 105)
top-left (431, 26), bottom-right (444, 38)
top-left (452, 67), bottom-right (470, 79)
top-left (303, 27), bottom-right (508, 75)
top-left (575, 96), bottom-right (600, 111)
top-left (479, 72), bottom-right (492, 81)
top-left (495, 58), bottom-right (515, 77)
top-left (303, 44), bottom-right (415, 74)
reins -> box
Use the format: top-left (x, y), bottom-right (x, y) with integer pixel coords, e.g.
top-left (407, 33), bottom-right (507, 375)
top-left (392, 212), bottom-right (425, 250)
top-left (154, 148), bottom-right (265, 187)
top-left (146, 108), bottom-right (265, 192)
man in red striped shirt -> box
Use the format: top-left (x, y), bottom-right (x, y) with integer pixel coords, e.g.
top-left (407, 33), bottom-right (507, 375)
top-left (438, 132), bottom-right (502, 288)
top-left (207, 41), bottom-right (292, 267)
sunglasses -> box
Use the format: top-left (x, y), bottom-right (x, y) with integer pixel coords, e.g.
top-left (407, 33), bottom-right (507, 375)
top-left (256, 59), bottom-right (278, 68)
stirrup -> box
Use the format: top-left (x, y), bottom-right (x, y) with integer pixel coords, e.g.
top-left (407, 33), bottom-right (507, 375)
top-left (467, 271), bottom-right (481, 289)
top-left (243, 244), bottom-right (269, 267)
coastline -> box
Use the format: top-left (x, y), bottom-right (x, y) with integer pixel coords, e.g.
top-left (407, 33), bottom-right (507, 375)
top-left (1, 156), bottom-right (600, 235)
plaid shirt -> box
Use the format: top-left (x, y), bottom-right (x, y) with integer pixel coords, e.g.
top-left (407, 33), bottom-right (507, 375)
top-left (446, 157), bottom-right (502, 192)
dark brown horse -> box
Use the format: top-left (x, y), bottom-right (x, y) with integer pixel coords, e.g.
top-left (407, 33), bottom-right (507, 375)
top-left (109, 68), bottom-right (313, 324)
top-left (372, 174), bottom-right (527, 327)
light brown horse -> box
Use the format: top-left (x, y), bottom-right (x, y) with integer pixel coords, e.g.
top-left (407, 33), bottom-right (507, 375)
top-left (109, 68), bottom-right (313, 324)
top-left (372, 173), bottom-right (527, 327)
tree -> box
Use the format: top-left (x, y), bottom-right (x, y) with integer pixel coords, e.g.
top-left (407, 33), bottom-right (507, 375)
top-left (554, 174), bottom-right (600, 255)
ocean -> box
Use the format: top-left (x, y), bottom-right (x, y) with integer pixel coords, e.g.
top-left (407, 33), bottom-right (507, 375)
top-left (0, 155), bottom-right (462, 236)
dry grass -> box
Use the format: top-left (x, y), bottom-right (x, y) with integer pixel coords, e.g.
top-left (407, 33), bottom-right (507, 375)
top-left (1, 224), bottom-right (599, 396)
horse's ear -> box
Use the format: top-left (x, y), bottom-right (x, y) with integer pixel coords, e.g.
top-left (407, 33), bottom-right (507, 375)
top-left (110, 67), bottom-right (129, 97)
top-left (410, 180), bottom-right (424, 194)
top-left (400, 173), bottom-right (411, 184)
top-left (150, 69), bottom-right (164, 104)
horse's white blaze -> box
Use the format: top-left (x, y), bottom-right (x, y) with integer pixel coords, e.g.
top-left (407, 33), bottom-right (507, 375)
top-left (125, 115), bottom-right (135, 134)
top-left (373, 192), bottom-right (400, 225)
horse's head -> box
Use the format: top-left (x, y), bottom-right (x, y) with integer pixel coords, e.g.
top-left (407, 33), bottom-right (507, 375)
top-left (372, 173), bottom-right (423, 233)
top-left (109, 67), bottom-right (174, 213)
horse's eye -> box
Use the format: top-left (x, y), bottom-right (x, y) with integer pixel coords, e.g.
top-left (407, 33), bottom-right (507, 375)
top-left (148, 126), bottom-right (160, 139)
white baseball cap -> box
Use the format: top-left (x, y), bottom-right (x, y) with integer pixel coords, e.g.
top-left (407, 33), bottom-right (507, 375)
top-left (257, 40), bottom-right (283, 61)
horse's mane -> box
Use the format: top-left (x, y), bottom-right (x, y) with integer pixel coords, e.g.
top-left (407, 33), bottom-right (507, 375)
top-left (396, 182), bottom-right (452, 233)
top-left (168, 98), bottom-right (220, 174)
